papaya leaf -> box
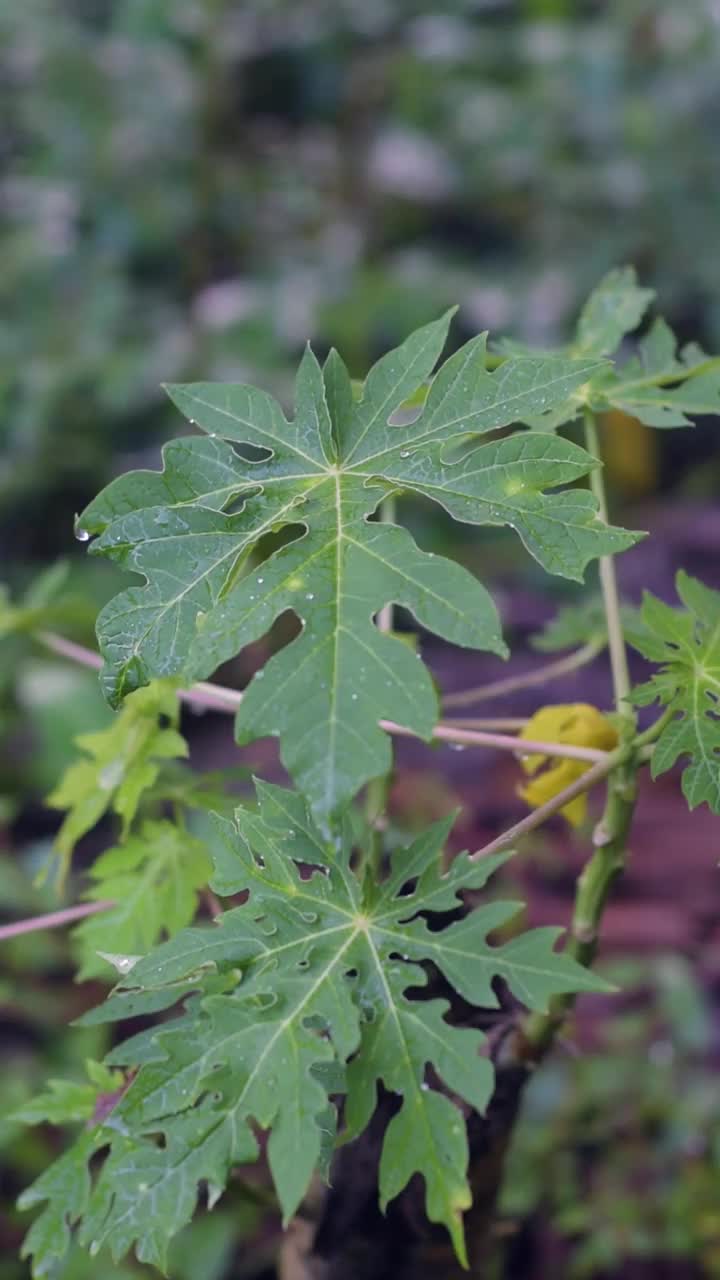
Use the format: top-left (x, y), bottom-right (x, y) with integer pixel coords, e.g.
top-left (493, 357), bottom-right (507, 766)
top-left (514, 268), bottom-right (720, 432)
top-left (46, 682), bottom-right (187, 882)
top-left (20, 783), bottom-right (608, 1272)
top-left (72, 820), bottom-right (212, 981)
top-left (78, 313), bottom-right (638, 820)
top-left (593, 320), bottom-right (720, 428)
top-left (630, 572), bottom-right (720, 813)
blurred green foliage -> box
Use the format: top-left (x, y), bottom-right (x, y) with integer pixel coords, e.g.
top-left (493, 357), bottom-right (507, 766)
top-left (502, 957), bottom-right (720, 1277)
top-left (3, 0), bottom-right (720, 564)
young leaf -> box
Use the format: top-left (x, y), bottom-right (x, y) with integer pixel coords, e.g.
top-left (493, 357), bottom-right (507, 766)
top-left (46, 681), bottom-right (187, 881)
top-left (593, 320), bottom-right (720, 427)
top-left (630, 572), bottom-right (720, 812)
top-left (20, 784), bottom-right (608, 1272)
top-left (14, 1061), bottom-right (123, 1127)
top-left (572, 267), bottom-right (655, 359)
top-left (78, 315), bottom-right (637, 820)
top-left (72, 820), bottom-right (212, 981)
top-left (513, 270), bottom-right (720, 433)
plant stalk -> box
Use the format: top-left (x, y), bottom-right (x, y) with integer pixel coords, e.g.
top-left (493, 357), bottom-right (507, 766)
top-left (442, 640), bottom-right (602, 709)
top-left (0, 899), bottom-right (114, 942)
top-left (583, 409), bottom-right (632, 711)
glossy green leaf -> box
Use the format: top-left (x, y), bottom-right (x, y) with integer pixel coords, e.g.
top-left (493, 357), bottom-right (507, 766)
top-left (20, 784), bottom-right (608, 1272)
top-left (630, 572), bottom-right (720, 812)
top-left (595, 320), bottom-right (720, 427)
top-left (78, 314), bottom-right (635, 820)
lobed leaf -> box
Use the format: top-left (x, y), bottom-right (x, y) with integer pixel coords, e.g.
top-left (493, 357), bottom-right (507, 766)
top-left (20, 784), bottom-right (607, 1272)
top-left (72, 820), bottom-right (212, 981)
top-left (630, 572), bottom-right (720, 813)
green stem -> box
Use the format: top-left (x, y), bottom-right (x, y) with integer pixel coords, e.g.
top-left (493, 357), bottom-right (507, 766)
top-left (635, 704), bottom-right (674, 748)
top-left (583, 409), bottom-right (632, 713)
top-left (517, 413), bottom-right (641, 1057)
top-left (521, 753), bottom-right (637, 1058)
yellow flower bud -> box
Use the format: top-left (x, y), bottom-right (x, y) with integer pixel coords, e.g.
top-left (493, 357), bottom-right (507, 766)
top-left (518, 703), bottom-right (618, 827)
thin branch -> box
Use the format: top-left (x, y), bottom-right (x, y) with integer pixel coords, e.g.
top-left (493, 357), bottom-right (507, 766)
top-left (469, 750), bottom-right (622, 860)
top-left (442, 640), bottom-right (602, 709)
top-left (37, 631), bottom-right (102, 670)
top-left (635, 706), bottom-right (674, 748)
top-left (0, 899), bottom-right (114, 942)
top-left (583, 410), bottom-right (632, 709)
top-left (386, 720), bottom-right (608, 764)
top-left (36, 631), bottom-right (610, 764)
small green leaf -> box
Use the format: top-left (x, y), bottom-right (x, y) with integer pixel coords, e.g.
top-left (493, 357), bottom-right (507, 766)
top-left (630, 572), bottom-right (720, 812)
top-left (14, 1061), bottom-right (122, 1126)
top-left (20, 786), bottom-right (608, 1271)
top-left (46, 682), bottom-right (187, 881)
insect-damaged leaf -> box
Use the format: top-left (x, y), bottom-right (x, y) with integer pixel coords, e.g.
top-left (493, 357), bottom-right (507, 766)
top-left (20, 783), bottom-right (608, 1273)
top-left (79, 313), bottom-right (638, 820)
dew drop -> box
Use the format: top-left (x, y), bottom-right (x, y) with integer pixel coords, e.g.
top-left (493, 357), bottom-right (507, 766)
top-left (257, 577), bottom-right (264, 584)
top-left (399, 450), bottom-right (410, 459)
top-left (421, 1082), bottom-right (430, 1092)
top-left (73, 516), bottom-right (90, 542)
top-left (351, 692), bottom-right (358, 701)
top-left (306, 592), bottom-right (315, 600)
